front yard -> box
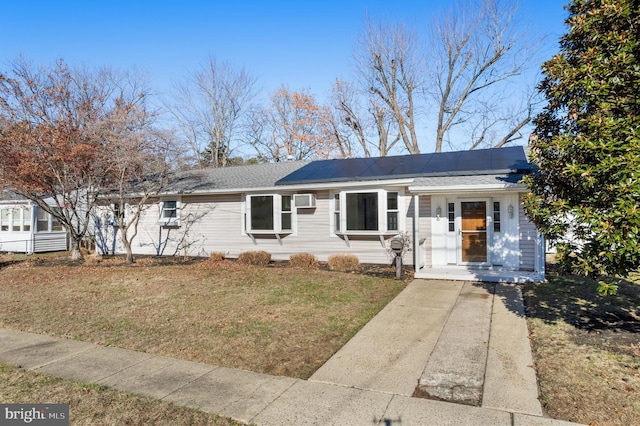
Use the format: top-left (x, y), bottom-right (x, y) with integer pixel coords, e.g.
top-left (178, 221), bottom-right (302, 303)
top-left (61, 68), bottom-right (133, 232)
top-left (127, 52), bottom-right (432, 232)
top-left (523, 267), bottom-right (640, 426)
top-left (0, 253), bottom-right (406, 380)
top-left (2, 252), bottom-right (639, 425)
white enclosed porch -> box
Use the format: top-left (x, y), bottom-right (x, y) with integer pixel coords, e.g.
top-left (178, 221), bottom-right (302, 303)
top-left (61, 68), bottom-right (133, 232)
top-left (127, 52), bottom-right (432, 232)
top-left (409, 176), bottom-right (545, 283)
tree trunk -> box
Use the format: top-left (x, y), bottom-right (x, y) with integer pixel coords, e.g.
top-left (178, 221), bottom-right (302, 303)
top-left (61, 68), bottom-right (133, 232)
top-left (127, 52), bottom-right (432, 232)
top-left (122, 233), bottom-right (135, 264)
top-left (69, 239), bottom-right (83, 261)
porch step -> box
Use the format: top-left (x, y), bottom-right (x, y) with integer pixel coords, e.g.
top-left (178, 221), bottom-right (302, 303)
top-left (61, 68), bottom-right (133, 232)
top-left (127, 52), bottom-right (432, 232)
top-left (413, 282), bottom-right (494, 406)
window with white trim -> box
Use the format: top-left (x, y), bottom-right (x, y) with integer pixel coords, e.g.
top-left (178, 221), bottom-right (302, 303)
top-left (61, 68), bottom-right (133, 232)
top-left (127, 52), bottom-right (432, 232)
top-left (493, 202), bottom-right (501, 232)
top-left (387, 192), bottom-right (398, 231)
top-left (37, 208), bottom-right (49, 232)
top-left (334, 190), bottom-right (401, 233)
top-left (0, 209), bottom-right (9, 231)
top-left (159, 200), bottom-right (180, 226)
top-left (23, 209), bottom-right (31, 231)
top-left (333, 194), bottom-right (340, 232)
top-left (112, 202), bottom-right (125, 226)
top-left (34, 207), bottom-right (63, 232)
top-left (246, 194), bottom-right (293, 233)
top-left (0, 208), bottom-right (32, 232)
top-left (11, 208), bottom-right (20, 231)
top-left (50, 208), bottom-right (63, 231)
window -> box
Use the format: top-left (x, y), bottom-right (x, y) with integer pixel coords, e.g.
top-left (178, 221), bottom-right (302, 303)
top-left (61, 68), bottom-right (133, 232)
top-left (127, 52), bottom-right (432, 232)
top-left (335, 190), bottom-right (400, 233)
top-left (1, 209), bottom-right (9, 231)
top-left (159, 200), bottom-right (180, 226)
top-left (37, 209), bottom-right (49, 232)
top-left (250, 196), bottom-right (274, 230)
top-left (281, 195), bottom-right (292, 231)
top-left (162, 201), bottom-right (178, 219)
top-left (448, 203), bottom-right (455, 232)
top-left (112, 203), bottom-right (125, 226)
top-left (387, 192), bottom-right (398, 231)
top-left (12, 208), bottom-right (20, 231)
top-left (493, 202), bottom-right (501, 232)
top-left (51, 208), bottom-right (63, 231)
top-left (347, 192), bottom-right (378, 231)
top-left (333, 194), bottom-right (340, 232)
top-left (23, 209), bottom-right (31, 231)
top-left (246, 194), bottom-right (293, 233)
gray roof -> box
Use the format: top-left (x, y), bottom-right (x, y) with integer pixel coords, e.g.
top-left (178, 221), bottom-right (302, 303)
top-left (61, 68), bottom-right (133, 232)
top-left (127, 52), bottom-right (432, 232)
top-left (152, 146), bottom-right (532, 195)
top-left (411, 174), bottom-right (525, 188)
top-left (161, 161), bottom-right (309, 194)
top-left (0, 188), bottom-right (27, 202)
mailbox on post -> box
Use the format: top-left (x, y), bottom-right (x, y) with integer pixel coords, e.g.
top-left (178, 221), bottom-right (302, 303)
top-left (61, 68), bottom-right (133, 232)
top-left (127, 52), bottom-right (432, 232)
top-left (390, 236), bottom-right (405, 278)
top-left (390, 238), bottom-right (404, 255)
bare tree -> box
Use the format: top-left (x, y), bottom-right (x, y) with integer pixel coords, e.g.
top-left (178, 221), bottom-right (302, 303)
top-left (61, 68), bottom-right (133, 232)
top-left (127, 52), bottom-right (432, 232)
top-left (429, 0), bottom-right (534, 151)
top-left (168, 57), bottom-right (257, 167)
top-left (328, 78), bottom-right (400, 157)
top-left (0, 58), bottom-right (153, 260)
top-left (97, 106), bottom-right (173, 264)
top-left (247, 87), bottom-right (337, 162)
top-left (354, 20), bottom-right (423, 154)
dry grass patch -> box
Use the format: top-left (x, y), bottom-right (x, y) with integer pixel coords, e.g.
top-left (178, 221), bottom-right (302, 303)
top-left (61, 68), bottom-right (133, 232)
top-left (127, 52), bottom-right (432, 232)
top-left (524, 269), bottom-right (640, 426)
top-left (0, 253), bottom-right (405, 380)
top-left (0, 364), bottom-right (241, 425)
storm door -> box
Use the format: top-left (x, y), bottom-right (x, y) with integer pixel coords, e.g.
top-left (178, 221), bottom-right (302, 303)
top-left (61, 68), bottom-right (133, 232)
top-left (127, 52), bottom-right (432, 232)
top-left (460, 201), bottom-right (488, 263)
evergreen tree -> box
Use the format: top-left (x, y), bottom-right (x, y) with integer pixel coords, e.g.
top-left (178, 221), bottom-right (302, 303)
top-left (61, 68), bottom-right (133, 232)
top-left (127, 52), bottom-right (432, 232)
top-left (523, 0), bottom-right (640, 294)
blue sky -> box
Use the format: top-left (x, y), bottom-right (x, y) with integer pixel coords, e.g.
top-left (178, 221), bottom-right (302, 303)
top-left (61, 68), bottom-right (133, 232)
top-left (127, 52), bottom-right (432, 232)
top-left (1, 1), bottom-right (569, 101)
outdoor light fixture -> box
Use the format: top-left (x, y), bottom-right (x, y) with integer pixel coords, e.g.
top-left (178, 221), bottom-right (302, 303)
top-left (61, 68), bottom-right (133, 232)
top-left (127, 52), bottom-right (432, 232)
top-left (508, 204), bottom-right (514, 218)
top-left (436, 206), bottom-right (442, 220)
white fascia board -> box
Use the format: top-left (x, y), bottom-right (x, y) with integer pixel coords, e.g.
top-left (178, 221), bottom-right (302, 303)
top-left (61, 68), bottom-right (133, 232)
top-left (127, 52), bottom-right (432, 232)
top-left (408, 183), bottom-right (528, 194)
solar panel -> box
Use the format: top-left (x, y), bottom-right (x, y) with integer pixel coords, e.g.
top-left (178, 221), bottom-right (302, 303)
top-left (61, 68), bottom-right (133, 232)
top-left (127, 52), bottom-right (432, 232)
top-left (275, 146), bottom-right (530, 185)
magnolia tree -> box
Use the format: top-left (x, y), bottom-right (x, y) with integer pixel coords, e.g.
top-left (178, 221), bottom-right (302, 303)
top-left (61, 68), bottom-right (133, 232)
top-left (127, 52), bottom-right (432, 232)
top-left (523, 0), bottom-right (640, 295)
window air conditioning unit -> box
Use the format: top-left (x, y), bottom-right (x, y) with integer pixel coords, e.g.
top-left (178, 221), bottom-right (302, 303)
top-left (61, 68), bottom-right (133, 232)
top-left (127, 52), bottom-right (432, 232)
top-left (294, 194), bottom-right (316, 208)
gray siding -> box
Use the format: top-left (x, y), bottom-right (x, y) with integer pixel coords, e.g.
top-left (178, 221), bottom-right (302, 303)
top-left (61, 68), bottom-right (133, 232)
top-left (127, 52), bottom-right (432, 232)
top-left (33, 232), bottom-right (67, 252)
top-left (518, 195), bottom-right (536, 271)
top-left (102, 190), bottom-right (413, 265)
top-left (417, 195), bottom-right (432, 268)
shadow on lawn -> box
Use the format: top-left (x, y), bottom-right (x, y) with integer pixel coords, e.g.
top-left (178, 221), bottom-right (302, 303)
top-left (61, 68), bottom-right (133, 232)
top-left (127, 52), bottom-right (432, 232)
top-left (523, 264), bottom-right (640, 355)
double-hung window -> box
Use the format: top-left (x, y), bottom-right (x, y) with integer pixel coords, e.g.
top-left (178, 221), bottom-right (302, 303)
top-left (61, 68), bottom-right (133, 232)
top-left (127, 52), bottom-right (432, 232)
top-left (246, 194), bottom-right (293, 233)
top-left (160, 200), bottom-right (180, 226)
top-left (334, 190), bottom-right (401, 233)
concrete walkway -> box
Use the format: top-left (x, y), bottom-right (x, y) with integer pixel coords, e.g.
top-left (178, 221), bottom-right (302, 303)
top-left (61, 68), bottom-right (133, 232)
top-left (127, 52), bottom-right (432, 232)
top-left (0, 280), bottom-right (582, 425)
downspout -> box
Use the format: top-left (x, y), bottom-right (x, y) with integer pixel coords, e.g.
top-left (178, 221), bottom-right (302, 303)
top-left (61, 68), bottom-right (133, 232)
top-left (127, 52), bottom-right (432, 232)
top-left (413, 193), bottom-right (419, 272)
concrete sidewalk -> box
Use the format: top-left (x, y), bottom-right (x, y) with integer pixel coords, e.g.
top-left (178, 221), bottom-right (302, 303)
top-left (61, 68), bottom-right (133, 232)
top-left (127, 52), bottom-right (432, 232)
top-left (0, 280), bottom-right (582, 425)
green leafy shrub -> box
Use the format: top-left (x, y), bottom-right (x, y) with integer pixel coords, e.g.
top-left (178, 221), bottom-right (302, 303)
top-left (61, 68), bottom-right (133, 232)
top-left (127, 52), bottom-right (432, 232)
top-left (327, 254), bottom-right (360, 272)
top-left (238, 250), bottom-right (271, 267)
top-left (289, 253), bottom-right (319, 269)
